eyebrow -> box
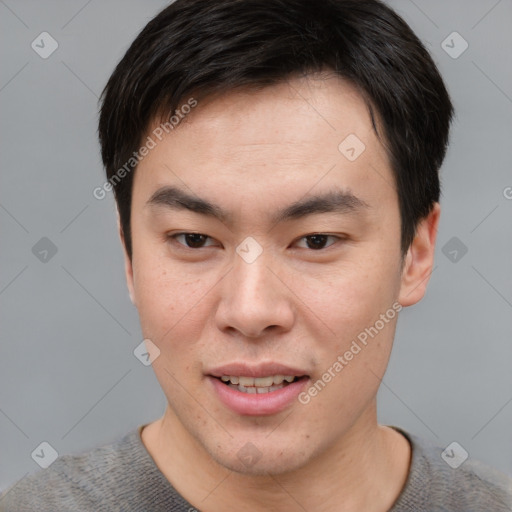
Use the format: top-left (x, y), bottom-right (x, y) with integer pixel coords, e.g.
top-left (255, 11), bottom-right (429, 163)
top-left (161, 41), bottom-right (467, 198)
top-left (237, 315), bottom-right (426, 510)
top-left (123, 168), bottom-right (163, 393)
top-left (272, 189), bottom-right (370, 223)
top-left (146, 185), bottom-right (370, 224)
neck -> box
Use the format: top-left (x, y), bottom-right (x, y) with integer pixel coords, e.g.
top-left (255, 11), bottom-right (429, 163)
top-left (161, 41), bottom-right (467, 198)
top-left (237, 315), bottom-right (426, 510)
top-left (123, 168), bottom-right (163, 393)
top-left (141, 401), bottom-right (411, 512)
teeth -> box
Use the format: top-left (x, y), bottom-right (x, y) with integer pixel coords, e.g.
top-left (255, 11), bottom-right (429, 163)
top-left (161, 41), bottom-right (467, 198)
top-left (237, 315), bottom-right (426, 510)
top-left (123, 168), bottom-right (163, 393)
top-left (254, 376), bottom-right (274, 387)
top-left (220, 375), bottom-right (297, 387)
top-left (239, 376), bottom-right (255, 387)
top-left (220, 375), bottom-right (301, 394)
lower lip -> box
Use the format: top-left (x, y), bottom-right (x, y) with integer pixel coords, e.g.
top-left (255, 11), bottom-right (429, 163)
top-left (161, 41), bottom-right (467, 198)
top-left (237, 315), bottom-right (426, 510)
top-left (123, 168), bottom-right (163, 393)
top-left (208, 376), bottom-right (309, 416)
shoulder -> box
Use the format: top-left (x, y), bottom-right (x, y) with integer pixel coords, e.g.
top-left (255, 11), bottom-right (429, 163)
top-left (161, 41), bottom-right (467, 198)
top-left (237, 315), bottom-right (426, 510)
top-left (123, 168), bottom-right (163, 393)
top-left (390, 426), bottom-right (512, 512)
top-left (0, 428), bottom-right (142, 512)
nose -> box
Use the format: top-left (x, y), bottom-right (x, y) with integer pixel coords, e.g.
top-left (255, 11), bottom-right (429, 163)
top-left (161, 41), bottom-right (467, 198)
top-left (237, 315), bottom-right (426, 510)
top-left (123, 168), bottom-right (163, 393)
top-left (215, 249), bottom-right (295, 339)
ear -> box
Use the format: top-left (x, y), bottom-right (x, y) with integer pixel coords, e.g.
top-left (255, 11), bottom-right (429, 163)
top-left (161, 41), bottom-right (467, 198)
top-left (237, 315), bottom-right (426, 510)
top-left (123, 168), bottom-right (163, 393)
top-left (117, 209), bottom-right (136, 306)
top-left (398, 202), bottom-right (440, 307)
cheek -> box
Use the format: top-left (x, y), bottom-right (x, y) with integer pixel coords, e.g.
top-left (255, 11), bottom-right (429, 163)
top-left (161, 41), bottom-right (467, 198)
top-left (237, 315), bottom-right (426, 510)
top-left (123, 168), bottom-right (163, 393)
top-left (301, 291), bottom-right (397, 433)
top-left (297, 251), bottom-right (400, 343)
top-left (133, 262), bottom-right (215, 394)
top-left (132, 255), bottom-right (211, 344)
top-left (294, 248), bottom-right (401, 416)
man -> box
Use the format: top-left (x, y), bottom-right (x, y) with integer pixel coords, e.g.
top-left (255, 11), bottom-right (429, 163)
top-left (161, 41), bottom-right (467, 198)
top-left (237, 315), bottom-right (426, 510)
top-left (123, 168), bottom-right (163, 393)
top-left (2, 0), bottom-right (511, 510)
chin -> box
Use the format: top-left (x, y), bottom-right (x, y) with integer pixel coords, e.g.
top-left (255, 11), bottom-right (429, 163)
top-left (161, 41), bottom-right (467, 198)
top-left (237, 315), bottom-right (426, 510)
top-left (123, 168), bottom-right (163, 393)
top-left (205, 437), bottom-right (313, 477)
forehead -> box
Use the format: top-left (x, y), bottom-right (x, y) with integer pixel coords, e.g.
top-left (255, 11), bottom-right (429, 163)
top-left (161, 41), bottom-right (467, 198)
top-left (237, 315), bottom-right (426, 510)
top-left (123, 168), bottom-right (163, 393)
top-left (133, 73), bottom-right (395, 215)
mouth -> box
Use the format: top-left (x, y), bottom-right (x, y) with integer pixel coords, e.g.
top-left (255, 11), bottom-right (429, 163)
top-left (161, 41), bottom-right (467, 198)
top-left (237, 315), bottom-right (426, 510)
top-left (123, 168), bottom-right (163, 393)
top-left (206, 364), bottom-right (310, 415)
top-left (216, 374), bottom-right (306, 394)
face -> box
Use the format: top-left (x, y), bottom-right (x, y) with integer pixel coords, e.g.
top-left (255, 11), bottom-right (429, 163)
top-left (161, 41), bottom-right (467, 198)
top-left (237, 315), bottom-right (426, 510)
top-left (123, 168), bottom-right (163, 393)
top-left (123, 73), bottom-right (435, 475)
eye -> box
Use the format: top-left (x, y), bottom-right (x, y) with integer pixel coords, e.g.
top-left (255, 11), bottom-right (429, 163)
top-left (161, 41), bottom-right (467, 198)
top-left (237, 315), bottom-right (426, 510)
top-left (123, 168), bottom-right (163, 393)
top-left (294, 234), bottom-right (342, 250)
top-left (170, 232), bottom-right (218, 249)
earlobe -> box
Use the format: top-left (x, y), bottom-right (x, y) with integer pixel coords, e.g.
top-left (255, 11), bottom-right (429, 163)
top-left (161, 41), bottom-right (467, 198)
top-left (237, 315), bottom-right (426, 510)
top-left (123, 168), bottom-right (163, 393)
top-left (126, 262), bottom-right (136, 306)
top-left (117, 210), bottom-right (137, 306)
top-left (398, 203), bottom-right (441, 307)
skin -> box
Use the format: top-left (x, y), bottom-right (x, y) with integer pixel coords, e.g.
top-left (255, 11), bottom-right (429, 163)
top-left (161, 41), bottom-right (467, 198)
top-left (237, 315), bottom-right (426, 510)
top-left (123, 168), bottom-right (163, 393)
top-left (120, 72), bottom-right (440, 512)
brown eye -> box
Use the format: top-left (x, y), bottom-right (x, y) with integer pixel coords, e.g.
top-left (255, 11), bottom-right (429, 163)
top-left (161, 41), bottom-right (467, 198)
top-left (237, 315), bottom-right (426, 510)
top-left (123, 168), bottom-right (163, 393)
top-left (172, 233), bottom-right (216, 248)
top-left (305, 234), bottom-right (329, 250)
top-left (184, 233), bottom-right (207, 248)
top-left (295, 234), bottom-right (340, 250)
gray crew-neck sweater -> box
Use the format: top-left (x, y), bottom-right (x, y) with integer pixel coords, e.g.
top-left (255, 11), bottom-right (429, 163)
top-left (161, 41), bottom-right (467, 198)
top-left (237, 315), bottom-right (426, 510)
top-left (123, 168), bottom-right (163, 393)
top-left (1, 425), bottom-right (511, 511)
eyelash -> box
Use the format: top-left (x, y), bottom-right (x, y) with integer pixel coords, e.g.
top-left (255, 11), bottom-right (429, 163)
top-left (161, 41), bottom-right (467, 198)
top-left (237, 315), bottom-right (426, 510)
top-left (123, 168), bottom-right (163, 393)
top-left (168, 232), bottom-right (345, 251)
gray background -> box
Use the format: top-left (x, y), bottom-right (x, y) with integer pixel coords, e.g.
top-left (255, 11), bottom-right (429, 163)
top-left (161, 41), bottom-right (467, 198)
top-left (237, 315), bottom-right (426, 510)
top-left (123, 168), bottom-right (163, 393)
top-left (1, 0), bottom-right (511, 494)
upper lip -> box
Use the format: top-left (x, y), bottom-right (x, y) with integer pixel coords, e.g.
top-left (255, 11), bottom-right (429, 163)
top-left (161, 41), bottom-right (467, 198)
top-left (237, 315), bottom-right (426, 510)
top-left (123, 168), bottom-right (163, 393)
top-left (207, 362), bottom-right (309, 378)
